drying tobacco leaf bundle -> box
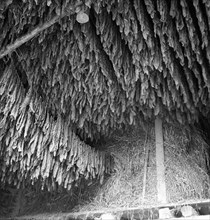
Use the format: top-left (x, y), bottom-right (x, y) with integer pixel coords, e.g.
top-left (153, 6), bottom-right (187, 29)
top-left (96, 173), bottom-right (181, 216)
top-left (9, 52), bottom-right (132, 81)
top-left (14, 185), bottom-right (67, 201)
top-left (0, 0), bottom-right (210, 191)
top-left (0, 62), bottom-right (112, 191)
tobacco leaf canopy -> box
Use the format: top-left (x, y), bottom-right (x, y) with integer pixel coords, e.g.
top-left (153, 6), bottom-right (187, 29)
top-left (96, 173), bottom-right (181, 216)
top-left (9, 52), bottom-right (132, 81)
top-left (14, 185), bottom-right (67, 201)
top-left (0, 0), bottom-right (210, 190)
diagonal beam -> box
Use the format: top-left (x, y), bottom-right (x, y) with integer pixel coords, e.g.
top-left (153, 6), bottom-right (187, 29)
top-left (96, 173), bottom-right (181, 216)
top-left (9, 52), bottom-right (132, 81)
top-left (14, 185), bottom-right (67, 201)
top-left (0, 13), bottom-right (66, 59)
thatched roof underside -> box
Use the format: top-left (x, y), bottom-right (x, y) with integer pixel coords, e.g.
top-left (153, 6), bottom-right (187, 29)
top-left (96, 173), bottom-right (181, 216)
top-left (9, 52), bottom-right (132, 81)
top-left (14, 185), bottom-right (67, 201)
top-left (0, 0), bottom-right (210, 191)
top-left (1, 0), bottom-right (210, 139)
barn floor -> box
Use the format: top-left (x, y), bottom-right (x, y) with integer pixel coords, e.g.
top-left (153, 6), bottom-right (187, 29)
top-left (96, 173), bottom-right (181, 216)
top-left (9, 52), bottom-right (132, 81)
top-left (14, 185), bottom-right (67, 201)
top-left (2, 214), bottom-right (210, 220)
top-left (1, 200), bottom-right (209, 220)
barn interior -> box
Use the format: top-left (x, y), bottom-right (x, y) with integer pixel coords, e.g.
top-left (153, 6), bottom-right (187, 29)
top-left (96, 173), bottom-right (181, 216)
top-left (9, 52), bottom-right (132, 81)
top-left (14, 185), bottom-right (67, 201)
top-left (0, 0), bottom-right (210, 219)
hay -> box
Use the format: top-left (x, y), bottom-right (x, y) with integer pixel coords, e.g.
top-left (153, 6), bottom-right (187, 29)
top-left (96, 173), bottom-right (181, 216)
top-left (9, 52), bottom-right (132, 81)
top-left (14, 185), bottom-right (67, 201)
top-left (164, 125), bottom-right (210, 202)
top-left (75, 123), bottom-right (210, 212)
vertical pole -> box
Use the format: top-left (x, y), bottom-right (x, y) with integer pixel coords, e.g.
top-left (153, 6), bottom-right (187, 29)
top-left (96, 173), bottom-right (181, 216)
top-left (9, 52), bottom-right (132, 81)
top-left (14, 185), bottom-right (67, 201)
top-left (141, 133), bottom-right (149, 204)
top-left (155, 118), bottom-right (167, 203)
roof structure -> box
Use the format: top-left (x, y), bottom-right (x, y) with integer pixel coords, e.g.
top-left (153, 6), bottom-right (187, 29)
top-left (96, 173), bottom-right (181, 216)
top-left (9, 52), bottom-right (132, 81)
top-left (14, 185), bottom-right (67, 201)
top-left (0, 0), bottom-right (210, 190)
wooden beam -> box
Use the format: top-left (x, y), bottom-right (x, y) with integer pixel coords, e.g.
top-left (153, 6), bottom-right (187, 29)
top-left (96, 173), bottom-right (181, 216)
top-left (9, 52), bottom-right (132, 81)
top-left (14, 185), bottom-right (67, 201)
top-left (0, 13), bottom-right (66, 59)
top-left (5, 215), bottom-right (210, 220)
top-left (155, 117), bottom-right (167, 203)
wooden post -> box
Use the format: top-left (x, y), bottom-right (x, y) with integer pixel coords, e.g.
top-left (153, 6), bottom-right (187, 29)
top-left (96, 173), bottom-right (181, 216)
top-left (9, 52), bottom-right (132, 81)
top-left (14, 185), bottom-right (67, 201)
top-left (141, 132), bottom-right (149, 204)
top-left (155, 118), bottom-right (167, 203)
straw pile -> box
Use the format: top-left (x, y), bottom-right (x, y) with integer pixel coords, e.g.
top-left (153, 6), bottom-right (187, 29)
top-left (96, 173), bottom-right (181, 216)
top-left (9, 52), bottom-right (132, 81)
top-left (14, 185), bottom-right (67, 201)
top-left (74, 123), bottom-right (210, 212)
